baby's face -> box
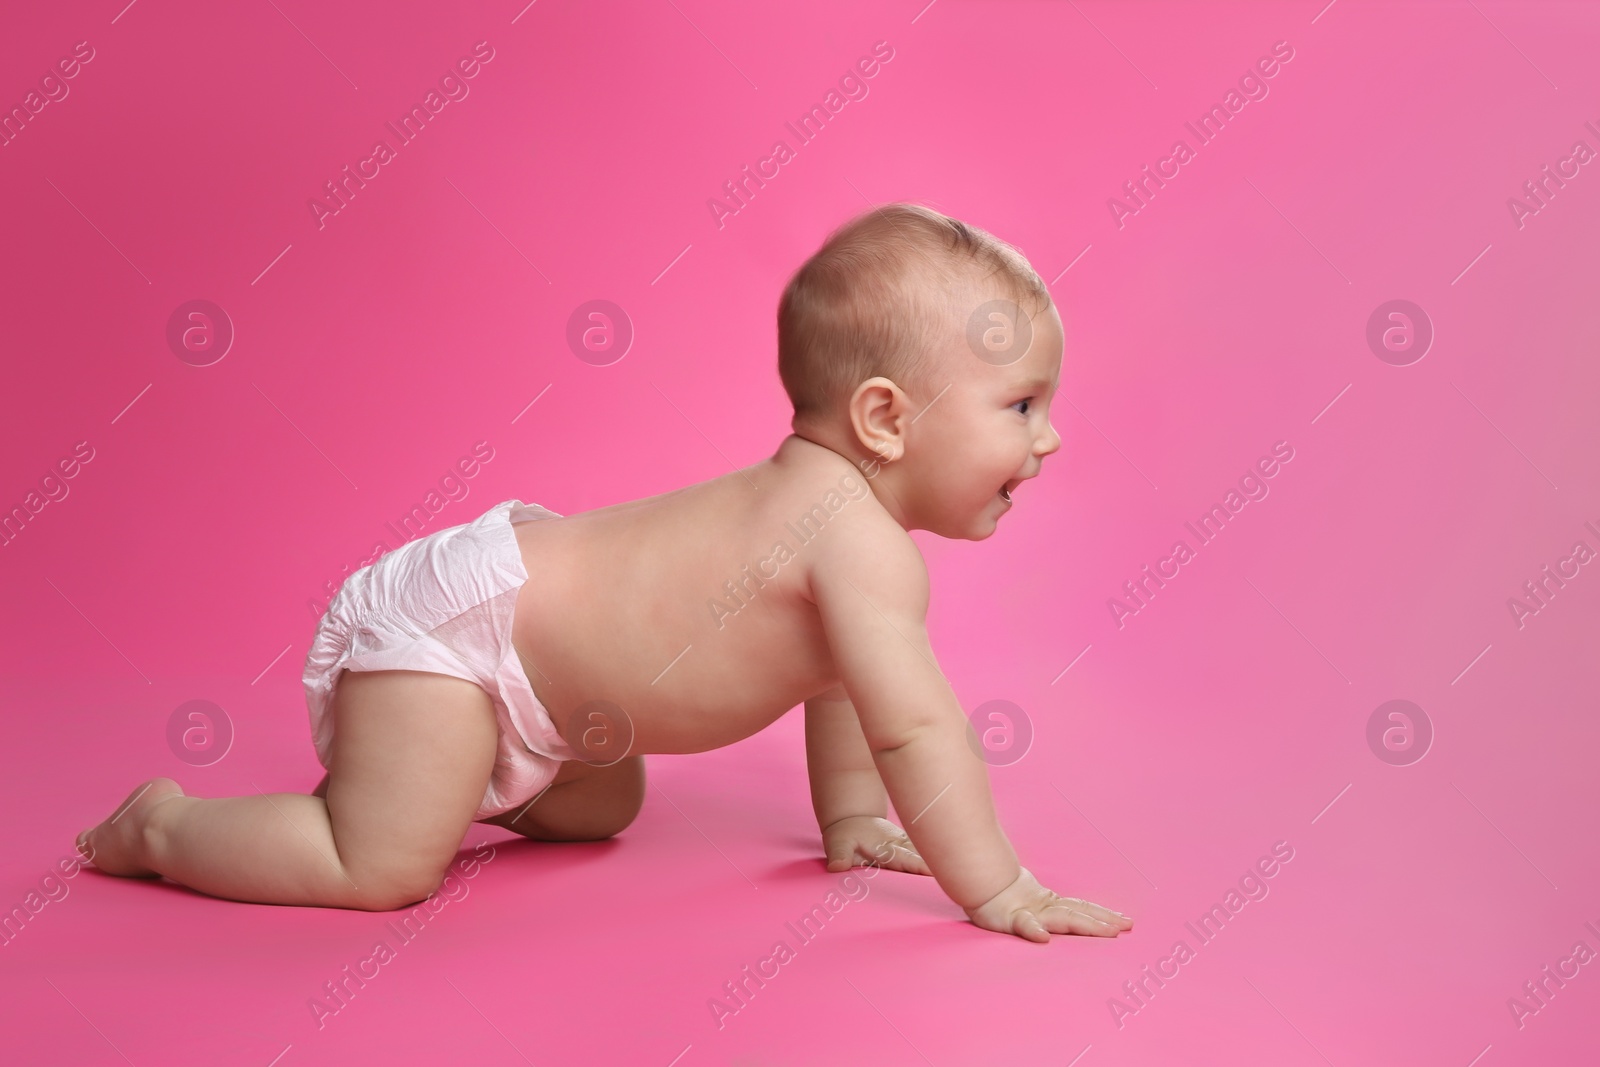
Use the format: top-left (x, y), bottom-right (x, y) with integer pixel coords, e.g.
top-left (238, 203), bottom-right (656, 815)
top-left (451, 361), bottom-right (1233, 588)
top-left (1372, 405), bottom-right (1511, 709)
top-left (897, 289), bottom-right (1063, 539)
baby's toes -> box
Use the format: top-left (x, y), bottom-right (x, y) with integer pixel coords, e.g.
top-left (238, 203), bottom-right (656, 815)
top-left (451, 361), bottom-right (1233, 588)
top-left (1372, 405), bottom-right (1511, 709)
top-left (79, 778), bottom-right (183, 877)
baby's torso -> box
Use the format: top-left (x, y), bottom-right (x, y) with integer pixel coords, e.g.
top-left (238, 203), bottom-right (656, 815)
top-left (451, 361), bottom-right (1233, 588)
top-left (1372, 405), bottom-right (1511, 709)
top-left (510, 437), bottom-right (878, 756)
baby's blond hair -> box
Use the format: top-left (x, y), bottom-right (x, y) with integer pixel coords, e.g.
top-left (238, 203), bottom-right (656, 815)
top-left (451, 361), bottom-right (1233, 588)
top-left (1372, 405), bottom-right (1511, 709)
top-left (777, 203), bottom-right (1051, 423)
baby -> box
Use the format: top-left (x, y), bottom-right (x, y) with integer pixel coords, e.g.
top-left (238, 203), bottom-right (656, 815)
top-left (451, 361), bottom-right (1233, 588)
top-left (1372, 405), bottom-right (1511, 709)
top-left (79, 204), bottom-right (1133, 943)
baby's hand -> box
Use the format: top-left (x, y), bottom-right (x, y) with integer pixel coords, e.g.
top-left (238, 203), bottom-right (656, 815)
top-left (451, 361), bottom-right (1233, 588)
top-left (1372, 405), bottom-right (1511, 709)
top-left (965, 868), bottom-right (1134, 943)
top-left (823, 815), bottom-right (932, 876)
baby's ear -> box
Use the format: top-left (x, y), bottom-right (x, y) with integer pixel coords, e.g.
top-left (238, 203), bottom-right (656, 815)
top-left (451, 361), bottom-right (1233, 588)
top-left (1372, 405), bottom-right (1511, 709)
top-left (847, 375), bottom-right (911, 462)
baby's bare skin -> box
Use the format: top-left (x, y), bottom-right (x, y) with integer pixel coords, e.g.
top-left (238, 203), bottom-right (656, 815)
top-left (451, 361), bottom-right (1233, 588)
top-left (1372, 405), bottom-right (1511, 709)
top-left (506, 291), bottom-right (1131, 939)
top-left (510, 434), bottom-right (878, 755)
top-left (77, 278), bottom-right (1134, 942)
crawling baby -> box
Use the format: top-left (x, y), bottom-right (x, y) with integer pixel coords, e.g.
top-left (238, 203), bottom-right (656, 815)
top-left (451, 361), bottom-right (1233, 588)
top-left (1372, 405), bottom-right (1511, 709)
top-left (79, 203), bottom-right (1134, 943)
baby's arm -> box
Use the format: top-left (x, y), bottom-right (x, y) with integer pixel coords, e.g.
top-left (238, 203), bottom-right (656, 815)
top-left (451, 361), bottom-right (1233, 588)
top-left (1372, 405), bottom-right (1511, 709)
top-left (807, 517), bottom-right (1132, 941)
top-left (804, 686), bottom-right (930, 875)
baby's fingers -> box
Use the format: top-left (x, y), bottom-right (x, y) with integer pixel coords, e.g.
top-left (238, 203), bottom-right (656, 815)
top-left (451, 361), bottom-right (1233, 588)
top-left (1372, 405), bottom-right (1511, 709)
top-left (864, 835), bottom-right (932, 876)
top-left (878, 841), bottom-right (932, 876)
top-left (1041, 903), bottom-right (1123, 938)
top-left (824, 838), bottom-right (859, 872)
top-left (1060, 896), bottom-right (1133, 931)
top-left (1012, 911), bottom-right (1052, 944)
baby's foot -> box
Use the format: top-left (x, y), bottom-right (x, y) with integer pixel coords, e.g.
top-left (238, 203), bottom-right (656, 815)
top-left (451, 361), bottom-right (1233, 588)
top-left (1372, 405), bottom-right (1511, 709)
top-left (77, 778), bottom-right (185, 877)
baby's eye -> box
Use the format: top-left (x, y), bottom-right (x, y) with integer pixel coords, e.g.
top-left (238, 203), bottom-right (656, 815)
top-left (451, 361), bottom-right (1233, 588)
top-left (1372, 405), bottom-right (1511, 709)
top-left (1010, 398), bottom-right (1031, 415)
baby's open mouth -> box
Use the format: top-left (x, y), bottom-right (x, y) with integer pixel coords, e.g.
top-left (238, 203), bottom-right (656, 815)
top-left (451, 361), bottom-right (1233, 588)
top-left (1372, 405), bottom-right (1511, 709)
top-left (999, 478), bottom-right (1021, 504)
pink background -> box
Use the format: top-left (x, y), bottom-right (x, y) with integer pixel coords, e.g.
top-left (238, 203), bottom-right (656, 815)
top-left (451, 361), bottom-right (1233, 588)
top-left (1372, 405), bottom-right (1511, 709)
top-left (3, 0), bottom-right (1598, 1063)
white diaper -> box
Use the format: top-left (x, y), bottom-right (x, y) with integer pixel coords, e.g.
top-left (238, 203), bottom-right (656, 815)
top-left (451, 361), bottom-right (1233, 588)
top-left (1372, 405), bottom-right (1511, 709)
top-left (302, 499), bottom-right (576, 818)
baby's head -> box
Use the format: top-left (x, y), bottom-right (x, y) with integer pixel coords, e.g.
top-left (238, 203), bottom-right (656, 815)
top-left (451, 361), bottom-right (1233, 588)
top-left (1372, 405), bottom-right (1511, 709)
top-left (778, 203), bottom-right (1063, 539)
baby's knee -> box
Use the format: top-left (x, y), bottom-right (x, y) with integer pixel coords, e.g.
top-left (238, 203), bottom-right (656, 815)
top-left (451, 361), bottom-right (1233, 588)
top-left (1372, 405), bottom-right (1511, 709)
top-left (588, 802), bottom-right (641, 840)
top-left (344, 860), bottom-right (449, 912)
top-left (610, 755), bottom-right (646, 813)
top-left (562, 773), bottom-right (645, 840)
top-left (528, 755), bottom-right (645, 841)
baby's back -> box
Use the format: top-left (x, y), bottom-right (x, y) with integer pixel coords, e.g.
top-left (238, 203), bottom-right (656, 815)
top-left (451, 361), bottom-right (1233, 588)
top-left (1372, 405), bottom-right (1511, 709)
top-left (511, 435), bottom-right (882, 755)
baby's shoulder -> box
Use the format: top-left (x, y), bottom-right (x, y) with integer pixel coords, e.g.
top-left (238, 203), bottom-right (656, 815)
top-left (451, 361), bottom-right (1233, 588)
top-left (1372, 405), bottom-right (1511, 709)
top-left (797, 483), bottom-right (925, 609)
top-left (751, 436), bottom-right (926, 603)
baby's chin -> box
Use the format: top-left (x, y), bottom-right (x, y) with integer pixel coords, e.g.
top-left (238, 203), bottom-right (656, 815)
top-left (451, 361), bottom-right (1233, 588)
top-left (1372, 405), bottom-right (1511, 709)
top-left (932, 510), bottom-right (1005, 541)
top-left (970, 515), bottom-right (1005, 540)
top-left (912, 492), bottom-right (1013, 539)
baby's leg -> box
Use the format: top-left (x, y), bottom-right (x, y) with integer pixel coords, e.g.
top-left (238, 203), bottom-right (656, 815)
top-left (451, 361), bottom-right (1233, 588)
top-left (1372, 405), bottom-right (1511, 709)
top-left (77, 670), bottom-right (497, 910)
top-left (482, 755), bottom-right (646, 842)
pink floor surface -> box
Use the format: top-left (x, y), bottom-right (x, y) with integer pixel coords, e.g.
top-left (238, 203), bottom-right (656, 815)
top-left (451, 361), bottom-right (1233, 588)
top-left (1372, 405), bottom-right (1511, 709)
top-left (4, 1), bottom-right (1600, 1064)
